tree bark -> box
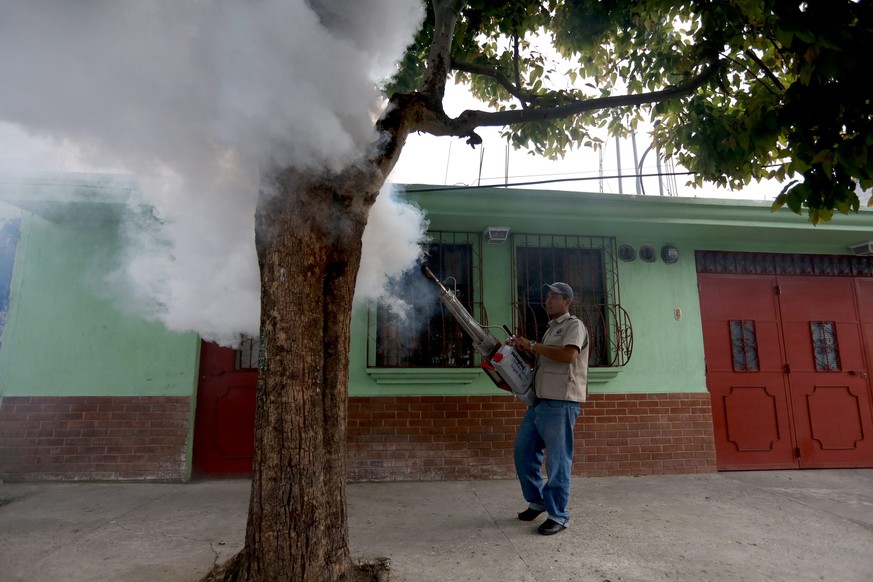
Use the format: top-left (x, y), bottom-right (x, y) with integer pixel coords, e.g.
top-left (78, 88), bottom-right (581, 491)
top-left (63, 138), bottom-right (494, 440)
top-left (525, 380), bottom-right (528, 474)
top-left (201, 2), bottom-right (453, 577)
top-left (213, 163), bottom-right (385, 582)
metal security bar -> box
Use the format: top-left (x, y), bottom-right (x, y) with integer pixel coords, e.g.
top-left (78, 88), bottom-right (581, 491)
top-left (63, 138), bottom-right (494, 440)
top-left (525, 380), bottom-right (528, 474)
top-left (696, 251), bottom-right (873, 277)
top-left (511, 234), bottom-right (633, 367)
top-left (367, 232), bottom-right (484, 368)
top-left (810, 321), bottom-right (841, 371)
top-left (236, 336), bottom-right (260, 370)
top-left (729, 320), bottom-right (760, 372)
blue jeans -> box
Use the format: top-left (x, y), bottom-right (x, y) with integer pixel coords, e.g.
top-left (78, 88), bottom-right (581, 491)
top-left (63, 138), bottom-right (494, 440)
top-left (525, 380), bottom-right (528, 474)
top-left (513, 399), bottom-right (581, 527)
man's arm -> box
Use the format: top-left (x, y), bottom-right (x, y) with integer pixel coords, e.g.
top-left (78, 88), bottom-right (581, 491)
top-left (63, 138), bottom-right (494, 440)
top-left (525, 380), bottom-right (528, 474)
top-left (534, 343), bottom-right (580, 364)
top-left (515, 337), bottom-right (580, 363)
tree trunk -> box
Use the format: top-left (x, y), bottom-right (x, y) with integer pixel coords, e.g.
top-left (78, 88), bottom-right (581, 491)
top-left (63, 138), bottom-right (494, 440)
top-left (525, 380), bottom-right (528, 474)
top-left (214, 164), bottom-right (385, 582)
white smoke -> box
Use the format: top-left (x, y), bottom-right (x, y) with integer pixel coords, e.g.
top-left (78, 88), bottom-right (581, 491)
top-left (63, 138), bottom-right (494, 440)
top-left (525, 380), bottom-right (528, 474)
top-left (0, 1), bottom-right (425, 346)
top-left (357, 184), bottom-right (429, 316)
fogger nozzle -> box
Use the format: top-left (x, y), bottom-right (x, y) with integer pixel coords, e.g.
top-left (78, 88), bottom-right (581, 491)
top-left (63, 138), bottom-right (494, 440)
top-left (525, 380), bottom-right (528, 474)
top-left (420, 264), bottom-right (498, 356)
top-left (421, 264), bottom-right (440, 285)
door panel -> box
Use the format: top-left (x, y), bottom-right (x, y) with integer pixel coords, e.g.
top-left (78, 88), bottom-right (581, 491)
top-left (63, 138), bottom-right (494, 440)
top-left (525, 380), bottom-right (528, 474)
top-left (698, 275), bottom-right (781, 321)
top-left (707, 373), bottom-right (797, 469)
top-left (192, 341), bottom-right (257, 476)
top-left (778, 277), bottom-right (873, 468)
top-left (699, 275), bottom-right (796, 469)
top-left (778, 277), bottom-right (859, 321)
top-left (790, 382), bottom-right (869, 466)
top-left (855, 279), bottom-right (873, 384)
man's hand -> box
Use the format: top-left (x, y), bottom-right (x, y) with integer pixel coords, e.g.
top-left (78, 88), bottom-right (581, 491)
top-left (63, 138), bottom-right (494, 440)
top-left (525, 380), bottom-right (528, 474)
top-left (512, 336), bottom-right (534, 354)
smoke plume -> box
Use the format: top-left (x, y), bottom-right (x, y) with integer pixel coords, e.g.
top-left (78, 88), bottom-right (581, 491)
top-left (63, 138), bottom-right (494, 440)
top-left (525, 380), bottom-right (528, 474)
top-left (0, 1), bottom-right (425, 346)
top-left (357, 185), bottom-right (429, 317)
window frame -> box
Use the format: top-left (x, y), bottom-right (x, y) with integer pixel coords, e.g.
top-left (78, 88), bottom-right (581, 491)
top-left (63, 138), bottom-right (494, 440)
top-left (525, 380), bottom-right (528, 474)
top-left (366, 231), bottom-right (486, 373)
top-left (510, 233), bottom-right (632, 368)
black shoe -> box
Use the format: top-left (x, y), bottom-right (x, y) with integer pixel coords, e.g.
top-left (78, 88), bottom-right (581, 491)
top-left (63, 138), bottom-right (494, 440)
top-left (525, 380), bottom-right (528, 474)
top-left (537, 518), bottom-right (567, 535)
top-left (517, 508), bottom-right (544, 521)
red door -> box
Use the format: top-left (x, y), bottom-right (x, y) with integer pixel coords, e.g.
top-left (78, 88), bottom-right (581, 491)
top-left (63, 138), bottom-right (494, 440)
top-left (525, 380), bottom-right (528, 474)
top-left (699, 275), bottom-right (797, 469)
top-left (192, 341), bottom-right (257, 476)
top-left (780, 277), bottom-right (873, 468)
top-left (699, 273), bottom-right (873, 470)
top-left (856, 279), bottom-right (873, 384)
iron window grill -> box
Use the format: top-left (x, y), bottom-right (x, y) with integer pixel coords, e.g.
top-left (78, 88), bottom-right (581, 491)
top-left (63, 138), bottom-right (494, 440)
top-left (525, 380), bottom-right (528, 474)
top-left (236, 336), bottom-right (260, 370)
top-left (810, 321), bottom-right (841, 372)
top-left (367, 232), bottom-right (484, 368)
top-left (696, 250), bottom-right (873, 277)
top-left (729, 320), bottom-right (760, 372)
top-left (511, 234), bottom-right (632, 367)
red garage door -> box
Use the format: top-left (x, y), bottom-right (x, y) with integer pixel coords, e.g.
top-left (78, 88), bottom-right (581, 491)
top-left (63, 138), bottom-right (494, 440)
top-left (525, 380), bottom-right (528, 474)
top-left (698, 254), bottom-right (873, 471)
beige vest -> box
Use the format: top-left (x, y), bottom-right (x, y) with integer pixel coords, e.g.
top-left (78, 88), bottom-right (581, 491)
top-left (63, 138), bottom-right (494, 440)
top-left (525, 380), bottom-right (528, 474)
top-left (534, 313), bottom-right (589, 402)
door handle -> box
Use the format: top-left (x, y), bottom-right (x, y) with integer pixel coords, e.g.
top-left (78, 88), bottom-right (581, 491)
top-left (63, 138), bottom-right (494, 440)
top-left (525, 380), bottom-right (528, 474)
top-left (849, 370), bottom-right (869, 379)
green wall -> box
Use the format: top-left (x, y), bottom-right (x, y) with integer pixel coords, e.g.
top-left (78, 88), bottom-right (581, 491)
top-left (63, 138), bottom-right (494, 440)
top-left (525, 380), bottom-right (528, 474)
top-left (0, 212), bottom-right (199, 398)
top-left (5, 181), bottom-right (873, 403)
top-left (348, 186), bottom-right (873, 397)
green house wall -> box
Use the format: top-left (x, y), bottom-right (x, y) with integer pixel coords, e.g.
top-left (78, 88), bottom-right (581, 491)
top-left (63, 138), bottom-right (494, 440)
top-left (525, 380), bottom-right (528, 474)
top-left (348, 186), bottom-right (873, 398)
top-left (0, 213), bottom-right (200, 397)
top-left (6, 182), bottom-right (869, 405)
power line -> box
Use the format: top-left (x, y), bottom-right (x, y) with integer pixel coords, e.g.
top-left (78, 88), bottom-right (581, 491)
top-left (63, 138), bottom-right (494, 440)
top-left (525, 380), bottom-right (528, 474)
top-left (405, 170), bottom-right (697, 193)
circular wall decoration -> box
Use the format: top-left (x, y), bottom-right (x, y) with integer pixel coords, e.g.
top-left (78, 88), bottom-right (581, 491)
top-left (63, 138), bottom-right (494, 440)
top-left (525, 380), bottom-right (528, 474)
top-left (618, 243), bottom-right (636, 262)
top-left (639, 244), bottom-right (657, 263)
top-left (661, 245), bottom-right (680, 264)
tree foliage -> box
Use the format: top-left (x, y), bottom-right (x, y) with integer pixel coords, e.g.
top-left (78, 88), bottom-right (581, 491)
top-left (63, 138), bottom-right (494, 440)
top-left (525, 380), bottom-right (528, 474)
top-left (380, 0), bottom-right (873, 224)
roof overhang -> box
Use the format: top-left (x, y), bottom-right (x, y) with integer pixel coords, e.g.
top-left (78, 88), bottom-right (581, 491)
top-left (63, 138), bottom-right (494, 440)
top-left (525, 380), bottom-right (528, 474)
top-left (400, 184), bottom-right (873, 252)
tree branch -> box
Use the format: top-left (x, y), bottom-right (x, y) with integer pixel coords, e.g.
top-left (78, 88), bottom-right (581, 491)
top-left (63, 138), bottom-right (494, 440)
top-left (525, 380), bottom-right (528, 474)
top-left (512, 35), bottom-right (527, 109)
top-left (744, 49), bottom-right (786, 91)
top-left (420, 0), bottom-right (465, 101)
top-left (423, 59), bottom-right (723, 139)
top-left (451, 58), bottom-right (544, 106)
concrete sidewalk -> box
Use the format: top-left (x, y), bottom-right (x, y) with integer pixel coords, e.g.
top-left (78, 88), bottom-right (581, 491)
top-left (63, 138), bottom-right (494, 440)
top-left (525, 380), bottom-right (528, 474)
top-left (1, 470), bottom-right (872, 582)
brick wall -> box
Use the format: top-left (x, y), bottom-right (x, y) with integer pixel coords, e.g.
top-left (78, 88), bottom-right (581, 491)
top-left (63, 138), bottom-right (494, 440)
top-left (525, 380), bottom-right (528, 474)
top-left (347, 393), bottom-right (716, 481)
top-left (0, 396), bottom-right (190, 481)
top-left (0, 393), bottom-right (715, 482)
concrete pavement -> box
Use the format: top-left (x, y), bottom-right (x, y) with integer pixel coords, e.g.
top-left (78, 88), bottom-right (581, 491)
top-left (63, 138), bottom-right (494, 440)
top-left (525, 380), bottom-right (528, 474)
top-left (1, 470), bottom-right (872, 581)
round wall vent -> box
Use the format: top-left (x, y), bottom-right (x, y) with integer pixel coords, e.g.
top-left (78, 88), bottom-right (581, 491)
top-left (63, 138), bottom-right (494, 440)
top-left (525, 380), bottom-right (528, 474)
top-left (618, 244), bottom-right (636, 262)
top-left (639, 244), bottom-right (657, 263)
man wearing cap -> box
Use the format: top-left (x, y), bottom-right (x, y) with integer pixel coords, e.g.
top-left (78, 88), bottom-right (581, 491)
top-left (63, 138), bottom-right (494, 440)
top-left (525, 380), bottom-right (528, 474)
top-left (511, 282), bottom-right (588, 535)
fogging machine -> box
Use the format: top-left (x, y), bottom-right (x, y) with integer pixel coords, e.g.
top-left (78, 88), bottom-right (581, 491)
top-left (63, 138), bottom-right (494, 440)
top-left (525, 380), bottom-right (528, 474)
top-left (421, 265), bottom-right (536, 405)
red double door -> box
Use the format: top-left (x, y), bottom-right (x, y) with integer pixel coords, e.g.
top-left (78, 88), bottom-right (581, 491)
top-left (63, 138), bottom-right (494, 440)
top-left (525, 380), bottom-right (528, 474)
top-left (700, 275), bottom-right (873, 470)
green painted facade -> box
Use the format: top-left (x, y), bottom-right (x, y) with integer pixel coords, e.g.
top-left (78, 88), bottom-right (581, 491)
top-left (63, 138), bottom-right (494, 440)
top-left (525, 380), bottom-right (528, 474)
top-left (348, 186), bottom-right (873, 397)
top-left (0, 212), bottom-right (200, 398)
top-left (3, 177), bottom-right (873, 408)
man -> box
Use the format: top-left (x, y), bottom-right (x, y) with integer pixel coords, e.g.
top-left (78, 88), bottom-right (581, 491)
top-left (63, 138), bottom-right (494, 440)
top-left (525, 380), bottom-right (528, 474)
top-left (512, 282), bottom-right (588, 535)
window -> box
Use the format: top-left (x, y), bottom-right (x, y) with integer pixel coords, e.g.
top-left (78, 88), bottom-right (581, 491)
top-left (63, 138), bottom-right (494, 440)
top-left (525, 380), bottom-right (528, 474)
top-left (810, 321), bottom-right (841, 372)
top-left (729, 320), bottom-right (760, 372)
top-left (236, 336), bottom-right (260, 370)
top-left (512, 234), bottom-right (632, 367)
top-left (368, 232), bottom-right (483, 368)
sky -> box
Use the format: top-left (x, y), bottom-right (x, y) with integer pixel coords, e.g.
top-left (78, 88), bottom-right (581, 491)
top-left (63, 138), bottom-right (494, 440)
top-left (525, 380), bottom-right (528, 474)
top-left (0, 2), bottom-right (795, 346)
top-left (388, 82), bottom-right (785, 201)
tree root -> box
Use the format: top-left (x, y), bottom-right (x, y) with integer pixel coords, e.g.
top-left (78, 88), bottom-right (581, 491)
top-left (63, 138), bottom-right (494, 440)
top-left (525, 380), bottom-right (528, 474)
top-left (354, 557), bottom-right (391, 582)
top-left (200, 553), bottom-right (390, 582)
top-left (200, 551), bottom-right (244, 582)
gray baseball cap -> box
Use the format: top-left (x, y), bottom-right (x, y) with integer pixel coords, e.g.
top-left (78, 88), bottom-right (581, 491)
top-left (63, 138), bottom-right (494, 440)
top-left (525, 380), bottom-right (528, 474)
top-left (545, 282), bottom-right (574, 300)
